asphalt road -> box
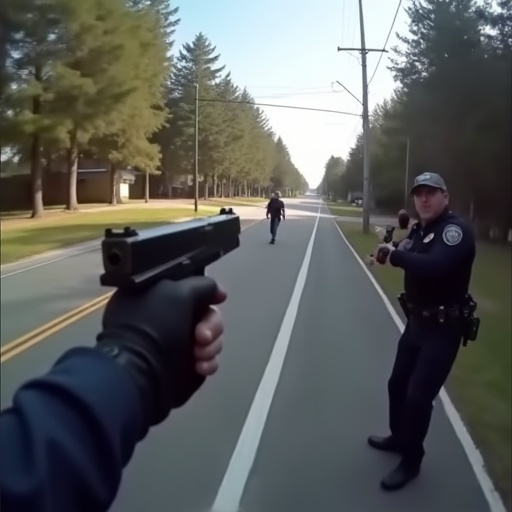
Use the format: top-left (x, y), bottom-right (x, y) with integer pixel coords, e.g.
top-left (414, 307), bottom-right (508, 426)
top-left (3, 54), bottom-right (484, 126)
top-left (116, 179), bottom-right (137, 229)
top-left (0, 199), bottom-right (495, 512)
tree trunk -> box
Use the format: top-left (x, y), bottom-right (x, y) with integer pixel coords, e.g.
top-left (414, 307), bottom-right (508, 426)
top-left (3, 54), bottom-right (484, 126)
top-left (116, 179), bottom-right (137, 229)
top-left (30, 65), bottom-right (44, 219)
top-left (30, 134), bottom-right (44, 218)
top-left (144, 172), bottom-right (149, 203)
top-left (213, 174), bottom-right (218, 198)
top-left (228, 177), bottom-right (233, 197)
top-left (66, 127), bottom-right (79, 211)
top-left (203, 174), bottom-right (209, 200)
top-left (109, 164), bottom-right (117, 205)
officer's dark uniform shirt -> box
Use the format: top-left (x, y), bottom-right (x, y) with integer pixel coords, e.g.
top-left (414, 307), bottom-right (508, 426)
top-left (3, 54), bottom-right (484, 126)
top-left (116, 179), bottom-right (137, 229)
top-left (0, 347), bottom-right (147, 512)
top-left (389, 207), bottom-right (476, 307)
top-left (266, 198), bottom-right (285, 220)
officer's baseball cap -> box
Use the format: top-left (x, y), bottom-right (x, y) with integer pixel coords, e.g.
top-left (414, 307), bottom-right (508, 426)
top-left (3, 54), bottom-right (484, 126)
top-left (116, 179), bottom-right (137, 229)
top-left (409, 172), bottom-right (447, 195)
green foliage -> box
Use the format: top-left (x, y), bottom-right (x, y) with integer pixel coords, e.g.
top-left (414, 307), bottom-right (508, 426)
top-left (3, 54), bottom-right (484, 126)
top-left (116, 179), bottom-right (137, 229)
top-left (1, 0), bottom-right (308, 216)
top-left (320, 155), bottom-right (346, 200)
top-left (320, 0), bottom-right (511, 238)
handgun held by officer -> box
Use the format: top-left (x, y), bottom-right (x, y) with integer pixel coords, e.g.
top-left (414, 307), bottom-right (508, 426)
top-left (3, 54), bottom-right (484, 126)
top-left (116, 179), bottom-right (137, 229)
top-left (365, 172), bottom-right (479, 492)
top-left (0, 210), bottom-right (239, 512)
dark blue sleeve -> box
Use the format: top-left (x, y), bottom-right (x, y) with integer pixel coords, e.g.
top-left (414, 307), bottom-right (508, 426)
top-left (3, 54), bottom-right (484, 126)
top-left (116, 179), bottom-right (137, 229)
top-left (389, 221), bottom-right (475, 278)
top-left (0, 347), bottom-right (149, 512)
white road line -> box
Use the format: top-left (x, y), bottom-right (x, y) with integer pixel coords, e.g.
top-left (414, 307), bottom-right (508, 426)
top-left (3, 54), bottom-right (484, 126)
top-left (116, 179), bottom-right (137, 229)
top-left (331, 217), bottom-right (507, 512)
top-left (1, 246), bottom-right (100, 278)
top-left (211, 202), bottom-right (323, 512)
top-left (1, 217), bottom-right (263, 278)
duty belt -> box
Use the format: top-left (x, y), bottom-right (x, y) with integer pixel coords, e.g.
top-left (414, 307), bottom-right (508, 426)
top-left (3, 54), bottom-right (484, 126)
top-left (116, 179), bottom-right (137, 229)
top-left (397, 292), bottom-right (467, 323)
top-left (397, 292), bottom-right (480, 346)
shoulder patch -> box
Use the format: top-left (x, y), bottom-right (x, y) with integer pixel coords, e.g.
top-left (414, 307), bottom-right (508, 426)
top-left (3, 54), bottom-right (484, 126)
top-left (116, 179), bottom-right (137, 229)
top-left (442, 224), bottom-right (463, 246)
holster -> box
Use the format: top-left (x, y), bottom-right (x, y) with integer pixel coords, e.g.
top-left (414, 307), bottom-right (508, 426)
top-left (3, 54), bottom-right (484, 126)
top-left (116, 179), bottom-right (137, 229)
top-left (397, 292), bottom-right (410, 319)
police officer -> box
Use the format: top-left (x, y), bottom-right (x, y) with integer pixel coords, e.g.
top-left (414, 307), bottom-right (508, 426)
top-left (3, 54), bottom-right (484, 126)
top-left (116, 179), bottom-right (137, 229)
top-left (367, 172), bottom-right (476, 491)
top-left (266, 191), bottom-right (286, 244)
top-left (0, 276), bottom-right (226, 512)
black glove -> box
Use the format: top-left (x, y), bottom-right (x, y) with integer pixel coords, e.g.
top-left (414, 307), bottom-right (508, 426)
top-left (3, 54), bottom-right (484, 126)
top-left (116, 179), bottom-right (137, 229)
top-left (95, 276), bottom-right (219, 426)
top-left (376, 245), bottom-right (391, 264)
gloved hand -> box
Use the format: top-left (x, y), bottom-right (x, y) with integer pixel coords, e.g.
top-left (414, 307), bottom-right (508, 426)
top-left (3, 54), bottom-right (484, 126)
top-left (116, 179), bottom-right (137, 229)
top-left (95, 277), bottom-right (226, 426)
top-left (397, 238), bottom-right (413, 251)
top-left (376, 243), bottom-right (394, 264)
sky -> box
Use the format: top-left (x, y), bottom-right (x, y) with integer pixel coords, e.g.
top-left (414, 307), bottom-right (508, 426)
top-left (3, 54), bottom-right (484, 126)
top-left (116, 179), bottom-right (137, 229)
top-left (173, 0), bottom-right (410, 189)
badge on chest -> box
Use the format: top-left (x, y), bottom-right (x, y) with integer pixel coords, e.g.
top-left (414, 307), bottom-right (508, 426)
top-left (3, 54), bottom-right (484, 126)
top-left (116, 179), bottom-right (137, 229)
top-left (423, 232), bottom-right (435, 243)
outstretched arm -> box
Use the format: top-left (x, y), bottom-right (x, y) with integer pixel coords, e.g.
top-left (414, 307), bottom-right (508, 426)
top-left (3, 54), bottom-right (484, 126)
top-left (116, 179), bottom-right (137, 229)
top-left (0, 347), bottom-right (147, 512)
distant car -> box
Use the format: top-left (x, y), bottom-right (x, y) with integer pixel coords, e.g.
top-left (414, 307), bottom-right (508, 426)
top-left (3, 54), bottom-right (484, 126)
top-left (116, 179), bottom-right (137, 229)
top-left (352, 199), bottom-right (363, 207)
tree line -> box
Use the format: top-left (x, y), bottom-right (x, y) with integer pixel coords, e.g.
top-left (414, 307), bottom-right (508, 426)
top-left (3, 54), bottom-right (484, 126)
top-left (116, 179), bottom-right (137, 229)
top-left (319, 0), bottom-right (511, 241)
top-left (1, 0), bottom-right (309, 217)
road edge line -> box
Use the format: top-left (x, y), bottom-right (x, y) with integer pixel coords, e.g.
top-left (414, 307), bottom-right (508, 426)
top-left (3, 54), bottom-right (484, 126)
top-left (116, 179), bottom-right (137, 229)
top-left (1, 215), bottom-right (264, 363)
top-left (1, 214), bottom-right (261, 277)
top-left (331, 216), bottom-right (507, 512)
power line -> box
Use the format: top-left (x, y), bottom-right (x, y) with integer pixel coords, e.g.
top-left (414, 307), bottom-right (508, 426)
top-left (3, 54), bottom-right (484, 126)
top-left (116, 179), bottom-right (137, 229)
top-left (368, 0), bottom-right (403, 86)
top-left (253, 90), bottom-right (340, 99)
top-left (198, 98), bottom-right (361, 117)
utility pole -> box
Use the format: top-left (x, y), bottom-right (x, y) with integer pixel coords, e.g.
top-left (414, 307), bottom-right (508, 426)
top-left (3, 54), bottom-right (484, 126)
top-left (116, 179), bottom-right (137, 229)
top-left (194, 82), bottom-right (199, 213)
top-left (404, 137), bottom-right (410, 209)
top-left (338, 0), bottom-right (386, 234)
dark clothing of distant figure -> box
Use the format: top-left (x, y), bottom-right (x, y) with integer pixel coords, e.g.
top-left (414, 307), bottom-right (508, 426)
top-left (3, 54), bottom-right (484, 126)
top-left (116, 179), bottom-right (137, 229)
top-left (266, 198), bottom-right (285, 242)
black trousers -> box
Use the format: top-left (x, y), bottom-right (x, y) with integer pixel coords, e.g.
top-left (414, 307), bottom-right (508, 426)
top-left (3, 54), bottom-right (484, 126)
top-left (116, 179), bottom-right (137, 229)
top-left (270, 217), bottom-right (281, 238)
top-left (388, 318), bottom-right (463, 468)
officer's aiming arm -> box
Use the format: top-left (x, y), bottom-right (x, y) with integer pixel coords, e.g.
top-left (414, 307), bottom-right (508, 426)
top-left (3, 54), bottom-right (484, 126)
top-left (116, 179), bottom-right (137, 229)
top-left (392, 226), bottom-right (414, 248)
top-left (100, 208), bottom-right (240, 292)
top-left (389, 224), bottom-right (474, 278)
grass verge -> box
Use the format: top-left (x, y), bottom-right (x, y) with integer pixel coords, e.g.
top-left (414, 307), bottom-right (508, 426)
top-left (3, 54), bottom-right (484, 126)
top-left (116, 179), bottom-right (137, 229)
top-left (202, 197), bottom-right (266, 207)
top-left (337, 220), bottom-right (512, 510)
top-left (326, 201), bottom-right (363, 218)
top-left (1, 208), bottom-right (211, 265)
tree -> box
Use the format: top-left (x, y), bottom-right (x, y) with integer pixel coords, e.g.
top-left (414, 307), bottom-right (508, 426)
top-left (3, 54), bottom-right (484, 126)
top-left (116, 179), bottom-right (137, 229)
top-left (322, 156), bottom-right (345, 201)
top-left (45, 0), bottom-right (161, 211)
top-left (89, 2), bottom-right (169, 204)
top-left (338, 0), bottom-right (511, 240)
top-left (1, 0), bottom-right (69, 217)
top-left (2, 7), bottom-right (309, 214)
top-left (168, 33), bottom-right (225, 198)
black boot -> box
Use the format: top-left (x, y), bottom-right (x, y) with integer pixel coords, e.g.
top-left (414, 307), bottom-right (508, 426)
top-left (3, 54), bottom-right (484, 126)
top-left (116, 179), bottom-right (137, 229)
top-left (367, 435), bottom-right (401, 454)
top-left (380, 460), bottom-right (420, 491)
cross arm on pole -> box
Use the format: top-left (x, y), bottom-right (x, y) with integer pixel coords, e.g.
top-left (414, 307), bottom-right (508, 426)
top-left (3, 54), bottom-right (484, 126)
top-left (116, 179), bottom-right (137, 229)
top-left (337, 47), bottom-right (388, 53)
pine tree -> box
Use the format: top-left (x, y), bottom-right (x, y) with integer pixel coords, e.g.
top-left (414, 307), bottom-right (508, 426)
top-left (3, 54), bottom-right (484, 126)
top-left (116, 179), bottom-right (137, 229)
top-left (170, 33), bottom-right (225, 198)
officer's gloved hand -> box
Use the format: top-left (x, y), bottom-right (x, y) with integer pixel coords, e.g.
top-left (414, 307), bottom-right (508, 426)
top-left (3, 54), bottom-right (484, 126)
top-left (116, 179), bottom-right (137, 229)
top-left (376, 243), bottom-right (394, 264)
top-left (397, 238), bottom-right (413, 251)
top-left (95, 277), bottom-right (226, 427)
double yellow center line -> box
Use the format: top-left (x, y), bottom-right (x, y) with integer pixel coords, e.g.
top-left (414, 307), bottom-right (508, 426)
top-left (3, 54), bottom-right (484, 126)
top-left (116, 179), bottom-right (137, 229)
top-left (0, 293), bottom-right (113, 364)
top-left (0, 218), bottom-right (263, 364)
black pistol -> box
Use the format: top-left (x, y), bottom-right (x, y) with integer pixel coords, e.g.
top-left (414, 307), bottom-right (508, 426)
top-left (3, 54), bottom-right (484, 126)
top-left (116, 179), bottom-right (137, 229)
top-left (99, 207), bottom-right (241, 291)
top-left (382, 226), bottom-right (395, 244)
